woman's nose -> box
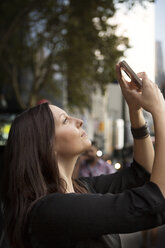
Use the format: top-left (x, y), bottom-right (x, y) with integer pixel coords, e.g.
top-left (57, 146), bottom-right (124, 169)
top-left (76, 118), bottom-right (83, 128)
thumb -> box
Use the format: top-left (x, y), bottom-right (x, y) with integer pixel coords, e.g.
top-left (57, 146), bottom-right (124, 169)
top-left (137, 72), bottom-right (149, 87)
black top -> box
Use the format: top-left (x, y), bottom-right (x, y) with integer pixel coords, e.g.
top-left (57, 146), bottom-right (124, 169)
top-left (27, 160), bottom-right (165, 248)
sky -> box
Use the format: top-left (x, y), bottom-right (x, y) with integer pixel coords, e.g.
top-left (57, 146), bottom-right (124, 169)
top-left (109, 2), bottom-right (155, 81)
top-left (155, 0), bottom-right (165, 71)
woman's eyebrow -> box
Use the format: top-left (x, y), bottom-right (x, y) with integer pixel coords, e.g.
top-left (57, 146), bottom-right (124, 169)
top-left (59, 112), bottom-right (67, 118)
top-left (54, 112), bottom-right (66, 123)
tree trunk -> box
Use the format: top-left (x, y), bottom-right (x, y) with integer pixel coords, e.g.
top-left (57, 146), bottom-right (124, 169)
top-left (11, 65), bottom-right (26, 110)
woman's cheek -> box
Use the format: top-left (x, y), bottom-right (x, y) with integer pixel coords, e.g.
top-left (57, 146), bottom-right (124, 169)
top-left (56, 128), bottom-right (79, 145)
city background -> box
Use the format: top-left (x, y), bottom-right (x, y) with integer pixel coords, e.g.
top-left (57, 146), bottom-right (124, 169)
top-left (1, 0), bottom-right (164, 169)
top-left (0, 0), bottom-right (165, 247)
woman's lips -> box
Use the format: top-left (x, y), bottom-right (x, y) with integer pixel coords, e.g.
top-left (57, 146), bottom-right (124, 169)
top-left (81, 131), bottom-right (87, 137)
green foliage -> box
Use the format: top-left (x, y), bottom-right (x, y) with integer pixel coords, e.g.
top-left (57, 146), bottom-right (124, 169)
top-left (0, 0), bottom-right (153, 111)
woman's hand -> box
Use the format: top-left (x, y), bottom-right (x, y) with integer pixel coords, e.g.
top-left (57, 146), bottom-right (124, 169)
top-left (134, 72), bottom-right (165, 116)
top-left (116, 64), bottom-right (165, 116)
top-left (116, 64), bottom-right (141, 111)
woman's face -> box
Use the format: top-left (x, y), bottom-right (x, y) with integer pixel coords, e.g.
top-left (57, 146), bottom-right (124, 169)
top-left (49, 105), bottom-right (91, 157)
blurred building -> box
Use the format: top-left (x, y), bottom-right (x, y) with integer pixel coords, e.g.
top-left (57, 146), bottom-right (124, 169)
top-left (155, 41), bottom-right (165, 88)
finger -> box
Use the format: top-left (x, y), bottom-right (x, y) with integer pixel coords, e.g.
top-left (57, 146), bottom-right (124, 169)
top-left (129, 81), bottom-right (141, 91)
top-left (116, 64), bottom-right (124, 90)
top-left (136, 72), bottom-right (151, 87)
top-left (116, 64), bottom-right (122, 83)
top-left (137, 72), bottom-right (148, 79)
top-left (116, 64), bottom-right (129, 90)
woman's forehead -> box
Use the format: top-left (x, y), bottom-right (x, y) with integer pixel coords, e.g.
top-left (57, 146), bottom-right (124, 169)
top-left (49, 105), bottom-right (66, 120)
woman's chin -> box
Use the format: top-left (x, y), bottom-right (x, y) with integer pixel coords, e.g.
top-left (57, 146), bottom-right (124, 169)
top-left (83, 139), bottom-right (92, 150)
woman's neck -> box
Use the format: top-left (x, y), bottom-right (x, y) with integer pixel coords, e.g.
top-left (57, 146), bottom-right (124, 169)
top-left (57, 155), bottom-right (78, 193)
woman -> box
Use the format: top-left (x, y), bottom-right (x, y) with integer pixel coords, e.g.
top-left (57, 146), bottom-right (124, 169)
top-left (1, 64), bottom-right (165, 248)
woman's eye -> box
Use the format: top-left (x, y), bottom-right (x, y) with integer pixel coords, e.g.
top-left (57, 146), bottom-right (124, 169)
top-left (63, 117), bottom-right (68, 124)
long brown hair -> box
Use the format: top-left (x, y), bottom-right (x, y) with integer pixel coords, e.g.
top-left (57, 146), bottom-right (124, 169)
top-left (1, 103), bottom-right (87, 248)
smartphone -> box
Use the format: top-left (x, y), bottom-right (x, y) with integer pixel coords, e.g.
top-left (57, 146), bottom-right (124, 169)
top-left (119, 60), bottom-right (142, 89)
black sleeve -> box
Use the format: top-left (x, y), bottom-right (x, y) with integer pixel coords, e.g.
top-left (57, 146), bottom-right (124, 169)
top-left (79, 159), bottom-right (150, 194)
top-left (28, 182), bottom-right (165, 243)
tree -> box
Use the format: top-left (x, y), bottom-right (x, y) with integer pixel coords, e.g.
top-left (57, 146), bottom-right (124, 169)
top-left (0, 0), bottom-right (154, 112)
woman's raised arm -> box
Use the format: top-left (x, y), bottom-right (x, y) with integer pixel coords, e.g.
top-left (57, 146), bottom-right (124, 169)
top-left (116, 65), bottom-right (165, 197)
top-left (116, 66), bottom-right (154, 173)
